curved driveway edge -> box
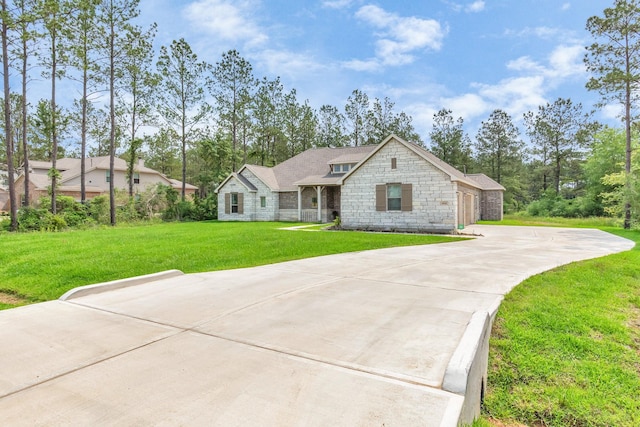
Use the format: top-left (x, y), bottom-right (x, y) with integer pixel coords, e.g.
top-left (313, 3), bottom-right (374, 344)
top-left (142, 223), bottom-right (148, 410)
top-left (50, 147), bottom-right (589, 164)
top-left (0, 225), bottom-right (633, 426)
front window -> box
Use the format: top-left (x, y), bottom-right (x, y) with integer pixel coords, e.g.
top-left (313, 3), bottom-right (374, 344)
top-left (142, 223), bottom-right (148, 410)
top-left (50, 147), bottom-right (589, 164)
top-left (387, 184), bottom-right (401, 211)
top-left (312, 197), bottom-right (318, 208)
top-left (260, 196), bottom-right (266, 208)
top-left (106, 170), bottom-right (111, 183)
top-left (231, 193), bottom-right (239, 213)
top-left (133, 172), bottom-right (140, 184)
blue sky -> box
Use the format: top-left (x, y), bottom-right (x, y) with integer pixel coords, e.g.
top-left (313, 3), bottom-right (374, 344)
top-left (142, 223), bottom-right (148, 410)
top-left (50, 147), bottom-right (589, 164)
top-left (137, 0), bottom-right (615, 142)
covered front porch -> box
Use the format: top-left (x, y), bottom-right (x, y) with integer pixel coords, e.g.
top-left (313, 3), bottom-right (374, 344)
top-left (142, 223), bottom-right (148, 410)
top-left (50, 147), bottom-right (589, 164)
top-left (296, 184), bottom-right (341, 223)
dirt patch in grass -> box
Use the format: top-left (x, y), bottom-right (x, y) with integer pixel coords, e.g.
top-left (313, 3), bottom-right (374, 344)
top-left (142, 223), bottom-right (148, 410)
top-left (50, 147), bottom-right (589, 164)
top-left (487, 418), bottom-right (527, 427)
top-left (0, 290), bottom-right (28, 305)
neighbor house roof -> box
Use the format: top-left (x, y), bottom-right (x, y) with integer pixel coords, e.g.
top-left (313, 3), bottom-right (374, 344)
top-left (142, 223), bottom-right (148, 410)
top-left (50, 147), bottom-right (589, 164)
top-left (25, 157), bottom-right (196, 192)
top-left (16, 172), bottom-right (103, 193)
top-left (167, 178), bottom-right (199, 191)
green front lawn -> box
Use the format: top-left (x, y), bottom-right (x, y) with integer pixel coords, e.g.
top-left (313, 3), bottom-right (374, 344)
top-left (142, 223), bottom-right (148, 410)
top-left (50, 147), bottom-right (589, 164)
top-left (478, 222), bottom-right (640, 426)
top-left (0, 221), bottom-right (462, 308)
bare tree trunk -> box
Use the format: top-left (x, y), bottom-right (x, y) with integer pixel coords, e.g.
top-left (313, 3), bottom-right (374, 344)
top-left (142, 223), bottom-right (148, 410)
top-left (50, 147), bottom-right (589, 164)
top-left (109, 6), bottom-right (116, 226)
top-left (21, 28), bottom-right (29, 206)
top-left (624, 37), bottom-right (632, 229)
top-left (181, 97), bottom-right (186, 201)
top-left (2, 0), bottom-right (17, 230)
top-left (81, 60), bottom-right (87, 203)
top-left (50, 25), bottom-right (58, 214)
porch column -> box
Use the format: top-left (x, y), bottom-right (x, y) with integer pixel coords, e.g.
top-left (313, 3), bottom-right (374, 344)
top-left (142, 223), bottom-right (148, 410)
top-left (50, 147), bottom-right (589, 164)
top-left (297, 186), bottom-right (302, 221)
top-left (316, 186), bottom-right (323, 222)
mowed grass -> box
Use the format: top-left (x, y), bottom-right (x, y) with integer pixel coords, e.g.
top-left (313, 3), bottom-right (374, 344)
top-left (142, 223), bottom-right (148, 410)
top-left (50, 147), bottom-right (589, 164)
top-left (0, 221), bottom-right (462, 309)
top-left (480, 213), bottom-right (622, 229)
top-left (478, 223), bottom-right (640, 426)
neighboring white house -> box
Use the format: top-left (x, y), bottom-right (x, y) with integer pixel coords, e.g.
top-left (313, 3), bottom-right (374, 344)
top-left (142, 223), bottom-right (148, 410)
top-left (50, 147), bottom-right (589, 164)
top-left (216, 135), bottom-right (504, 233)
top-left (0, 164), bottom-right (8, 212)
top-left (14, 156), bottom-right (197, 206)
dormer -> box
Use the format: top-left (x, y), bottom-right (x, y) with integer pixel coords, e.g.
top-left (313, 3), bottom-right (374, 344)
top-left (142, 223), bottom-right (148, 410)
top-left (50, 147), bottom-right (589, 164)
top-left (330, 162), bottom-right (356, 174)
top-left (328, 152), bottom-right (364, 175)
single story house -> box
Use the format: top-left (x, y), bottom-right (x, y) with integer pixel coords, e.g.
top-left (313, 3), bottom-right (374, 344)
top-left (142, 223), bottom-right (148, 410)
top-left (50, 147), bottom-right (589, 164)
top-left (14, 156), bottom-right (197, 206)
top-left (216, 135), bottom-right (504, 233)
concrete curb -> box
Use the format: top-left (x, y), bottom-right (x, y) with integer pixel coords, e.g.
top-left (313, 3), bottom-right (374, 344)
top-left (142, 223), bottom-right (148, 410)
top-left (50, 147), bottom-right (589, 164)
top-left (442, 310), bottom-right (493, 425)
top-left (59, 270), bottom-right (184, 301)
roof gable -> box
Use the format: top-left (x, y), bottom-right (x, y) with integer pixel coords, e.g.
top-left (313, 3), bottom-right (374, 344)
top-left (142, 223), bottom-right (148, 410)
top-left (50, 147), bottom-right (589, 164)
top-left (243, 164), bottom-right (278, 190)
top-left (340, 134), bottom-right (495, 190)
top-left (215, 172), bottom-right (258, 193)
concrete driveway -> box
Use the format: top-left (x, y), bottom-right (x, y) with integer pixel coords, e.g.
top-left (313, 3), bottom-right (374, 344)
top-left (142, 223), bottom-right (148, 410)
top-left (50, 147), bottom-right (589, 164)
top-left (0, 225), bottom-right (633, 426)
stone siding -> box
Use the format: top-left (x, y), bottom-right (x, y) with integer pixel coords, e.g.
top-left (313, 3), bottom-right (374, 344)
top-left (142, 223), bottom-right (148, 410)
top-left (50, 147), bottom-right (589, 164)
top-left (279, 192), bottom-right (297, 210)
top-left (480, 190), bottom-right (503, 221)
top-left (341, 139), bottom-right (458, 232)
top-left (217, 171), bottom-right (278, 221)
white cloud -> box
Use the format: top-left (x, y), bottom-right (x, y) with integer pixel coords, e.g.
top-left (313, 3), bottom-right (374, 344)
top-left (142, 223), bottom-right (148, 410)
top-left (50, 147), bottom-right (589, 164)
top-left (548, 44), bottom-right (585, 78)
top-left (601, 104), bottom-right (623, 121)
top-left (465, 1), bottom-right (485, 13)
top-left (353, 5), bottom-right (446, 67)
top-left (473, 76), bottom-right (547, 118)
top-left (447, 1), bottom-right (485, 13)
top-left (507, 56), bottom-right (546, 74)
top-left (254, 49), bottom-right (327, 79)
top-left (507, 44), bottom-right (585, 80)
top-left (183, 0), bottom-right (267, 47)
top-left (342, 58), bottom-right (381, 72)
top-left (321, 0), bottom-right (355, 9)
top-left (504, 26), bottom-right (573, 42)
top-left (562, 3), bottom-right (571, 11)
top-left (443, 93), bottom-right (490, 119)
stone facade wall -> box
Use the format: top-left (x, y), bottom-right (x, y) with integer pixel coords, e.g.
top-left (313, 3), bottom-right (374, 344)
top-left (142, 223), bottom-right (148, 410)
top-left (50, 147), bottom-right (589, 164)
top-left (0, 189), bottom-right (9, 211)
top-left (341, 139), bottom-right (458, 232)
top-left (242, 169), bottom-right (278, 221)
top-left (217, 171), bottom-right (277, 221)
top-left (279, 192), bottom-right (297, 210)
top-left (480, 190), bottom-right (503, 221)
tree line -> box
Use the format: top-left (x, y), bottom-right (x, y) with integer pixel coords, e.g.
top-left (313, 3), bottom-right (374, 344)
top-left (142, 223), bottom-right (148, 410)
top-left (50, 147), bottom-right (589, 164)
top-left (2, 0), bottom-right (640, 231)
top-left (0, 0), bottom-right (422, 231)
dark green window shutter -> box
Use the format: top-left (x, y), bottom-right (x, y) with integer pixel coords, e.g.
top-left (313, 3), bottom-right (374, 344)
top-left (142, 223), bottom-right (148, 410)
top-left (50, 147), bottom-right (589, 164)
top-left (401, 184), bottom-right (412, 211)
top-left (225, 193), bottom-right (230, 214)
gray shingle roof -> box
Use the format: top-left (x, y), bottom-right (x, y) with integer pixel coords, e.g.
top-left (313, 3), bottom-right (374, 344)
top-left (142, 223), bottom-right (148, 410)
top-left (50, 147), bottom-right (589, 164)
top-left (234, 173), bottom-right (258, 191)
top-left (233, 135), bottom-right (504, 193)
top-left (466, 174), bottom-right (505, 191)
top-left (270, 146), bottom-right (376, 191)
top-left (243, 165), bottom-right (278, 190)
